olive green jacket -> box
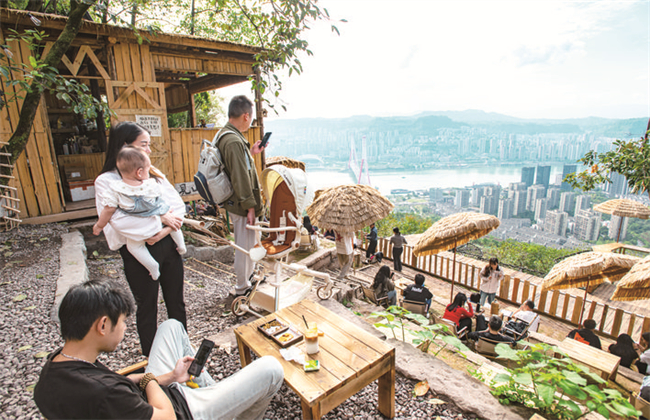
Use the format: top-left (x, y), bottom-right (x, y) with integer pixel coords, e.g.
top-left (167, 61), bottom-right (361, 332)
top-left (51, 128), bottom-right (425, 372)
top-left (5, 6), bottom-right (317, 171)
top-left (217, 122), bottom-right (263, 217)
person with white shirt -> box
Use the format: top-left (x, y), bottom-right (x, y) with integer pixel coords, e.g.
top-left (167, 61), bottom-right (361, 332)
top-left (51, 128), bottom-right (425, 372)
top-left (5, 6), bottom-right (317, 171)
top-left (335, 230), bottom-right (354, 280)
top-left (511, 300), bottom-right (540, 333)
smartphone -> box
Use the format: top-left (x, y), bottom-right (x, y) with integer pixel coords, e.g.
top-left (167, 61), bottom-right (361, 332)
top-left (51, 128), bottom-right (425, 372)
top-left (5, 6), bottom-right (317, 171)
top-left (259, 132), bottom-right (272, 148)
top-left (188, 339), bottom-right (214, 377)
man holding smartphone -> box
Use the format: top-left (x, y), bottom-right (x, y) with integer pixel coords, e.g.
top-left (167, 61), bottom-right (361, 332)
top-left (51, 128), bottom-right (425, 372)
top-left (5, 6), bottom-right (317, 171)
top-left (35, 279), bottom-right (283, 419)
top-left (217, 96), bottom-right (267, 296)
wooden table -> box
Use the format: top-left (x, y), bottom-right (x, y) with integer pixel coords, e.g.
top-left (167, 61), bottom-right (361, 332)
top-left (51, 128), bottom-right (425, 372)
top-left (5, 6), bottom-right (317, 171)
top-left (234, 299), bottom-right (395, 419)
top-left (557, 337), bottom-right (621, 381)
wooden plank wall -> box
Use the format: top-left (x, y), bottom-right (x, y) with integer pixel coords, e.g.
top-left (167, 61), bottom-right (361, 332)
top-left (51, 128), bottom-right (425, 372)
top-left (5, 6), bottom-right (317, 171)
top-left (169, 127), bottom-right (262, 184)
top-left (151, 53), bottom-right (251, 76)
top-left (370, 237), bottom-right (649, 341)
top-left (57, 153), bottom-right (106, 180)
top-left (0, 36), bottom-right (63, 218)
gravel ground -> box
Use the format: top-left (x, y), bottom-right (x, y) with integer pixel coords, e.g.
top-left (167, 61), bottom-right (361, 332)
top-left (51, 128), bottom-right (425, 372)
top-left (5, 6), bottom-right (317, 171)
top-left (0, 224), bottom-right (479, 420)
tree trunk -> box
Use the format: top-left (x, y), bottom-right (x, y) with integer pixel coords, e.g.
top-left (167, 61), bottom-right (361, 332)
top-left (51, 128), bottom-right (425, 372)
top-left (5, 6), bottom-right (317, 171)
top-left (25, 0), bottom-right (44, 12)
top-left (1, 0), bottom-right (95, 185)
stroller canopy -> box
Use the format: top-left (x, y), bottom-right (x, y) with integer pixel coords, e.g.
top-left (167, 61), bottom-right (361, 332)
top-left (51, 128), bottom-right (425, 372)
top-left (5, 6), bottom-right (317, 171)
top-left (261, 165), bottom-right (314, 216)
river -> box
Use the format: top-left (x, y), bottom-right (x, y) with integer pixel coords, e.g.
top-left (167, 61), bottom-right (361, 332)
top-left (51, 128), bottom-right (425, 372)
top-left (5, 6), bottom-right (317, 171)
top-left (307, 165), bottom-right (566, 195)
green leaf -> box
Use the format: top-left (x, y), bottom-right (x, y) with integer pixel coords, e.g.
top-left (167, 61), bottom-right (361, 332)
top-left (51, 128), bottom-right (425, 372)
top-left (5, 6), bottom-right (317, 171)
top-left (512, 373), bottom-right (532, 385)
top-left (558, 399), bottom-right (583, 418)
top-left (596, 404), bottom-right (610, 418)
top-left (92, 250), bottom-right (99, 257)
top-left (29, 56), bottom-right (37, 68)
top-left (562, 370), bottom-right (587, 386)
top-left (492, 373), bottom-right (512, 383)
top-left (18, 345), bottom-right (32, 352)
top-left (36, 274), bottom-right (43, 279)
top-left (13, 294), bottom-right (26, 302)
top-left (22, 306), bottom-right (36, 311)
top-left (535, 383), bottom-right (555, 406)
top-left (494, 343), bottom-right (519, 360)
top-left (34, 351), bottom-right (49, 358)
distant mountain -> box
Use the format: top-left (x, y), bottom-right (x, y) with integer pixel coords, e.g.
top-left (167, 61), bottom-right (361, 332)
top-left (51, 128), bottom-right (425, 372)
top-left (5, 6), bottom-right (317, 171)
top-left (267, 111), bottom-right (648, 137)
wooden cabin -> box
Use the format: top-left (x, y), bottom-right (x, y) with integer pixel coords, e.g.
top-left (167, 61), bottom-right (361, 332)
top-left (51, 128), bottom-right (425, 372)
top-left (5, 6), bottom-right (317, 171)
top-left (0, 8), bottom-right (266, 225)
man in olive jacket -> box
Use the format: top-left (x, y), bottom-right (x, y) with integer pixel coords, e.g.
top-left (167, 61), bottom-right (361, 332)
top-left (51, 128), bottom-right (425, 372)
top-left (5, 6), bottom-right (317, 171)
top-left (217, 96), bottom-right (266, 295)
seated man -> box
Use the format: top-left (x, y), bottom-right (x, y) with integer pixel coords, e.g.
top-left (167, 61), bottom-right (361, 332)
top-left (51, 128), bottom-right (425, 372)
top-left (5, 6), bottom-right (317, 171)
top-left (567, 319), bottom-right (602, 349)
top-left (34, 279), bottom-right (284, 420)
top-left (510, 299), bottom-right (540, 333)
top-left (402, 274), bottom-right (433, 312)
top-left (467, 315), bottom-right (515, 344)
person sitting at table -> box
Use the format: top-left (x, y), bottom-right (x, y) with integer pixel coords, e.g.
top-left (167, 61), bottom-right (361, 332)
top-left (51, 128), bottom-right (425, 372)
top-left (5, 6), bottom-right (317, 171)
top-left (608, 333), bottom-right (639, 369)
top-left (402, 274), bottom-right (433, 312)
top-left (467, 315), bottom-right (514, 344)
top-left (443, 292), bottom-right (487, 336)
top-left (567, 319), bottom-right (602, 349)
top-left (372, 265), bottom-right (397, 306)
top-left (510, 300), bottom-right (540, 333)
top-left (636, 332), bottom-right (650, 375)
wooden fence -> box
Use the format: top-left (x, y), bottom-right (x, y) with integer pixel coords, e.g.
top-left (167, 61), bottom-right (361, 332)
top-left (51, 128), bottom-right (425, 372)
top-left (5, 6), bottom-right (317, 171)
top-left (370, 237), bottom-right (649, 341)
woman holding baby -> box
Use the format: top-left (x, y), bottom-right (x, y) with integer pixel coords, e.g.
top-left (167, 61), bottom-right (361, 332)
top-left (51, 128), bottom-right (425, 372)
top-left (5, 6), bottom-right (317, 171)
top-left (94, 121), bottom-right (187, 356)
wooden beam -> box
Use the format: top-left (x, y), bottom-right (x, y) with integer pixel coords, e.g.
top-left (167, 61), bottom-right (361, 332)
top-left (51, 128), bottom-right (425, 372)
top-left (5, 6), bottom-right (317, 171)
top-left (22, 208), bottom-right (97, 224)
top-left (189, 74), bottom-right (249, 94)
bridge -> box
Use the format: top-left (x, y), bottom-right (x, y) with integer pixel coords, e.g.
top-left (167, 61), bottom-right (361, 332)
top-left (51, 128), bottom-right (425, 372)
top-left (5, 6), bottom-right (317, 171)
top-left (348, 136), bottom-right (371, 185)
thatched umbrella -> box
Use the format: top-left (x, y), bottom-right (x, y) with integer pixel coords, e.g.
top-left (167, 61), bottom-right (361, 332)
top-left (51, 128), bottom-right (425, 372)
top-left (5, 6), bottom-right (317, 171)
top-left (542, 252), bottom-right (640, 323)
top-left (306, 184), bottom-right (394, 233)
top-left (413, 212), bottom-right (500, 301)
top-left (266, 156), bottom-right (306, 171)
top-left (611, 254), bottom-right (650, 301)
top-left (593, 199), bottom-right (650, 242)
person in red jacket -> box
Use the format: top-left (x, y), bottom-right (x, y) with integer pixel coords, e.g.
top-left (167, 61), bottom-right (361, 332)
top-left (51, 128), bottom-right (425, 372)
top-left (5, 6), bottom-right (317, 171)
top-left (443, 292), bottom-right (486, 336)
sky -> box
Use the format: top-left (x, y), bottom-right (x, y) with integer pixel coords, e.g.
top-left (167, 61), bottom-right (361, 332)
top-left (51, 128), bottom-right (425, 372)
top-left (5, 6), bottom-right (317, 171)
top-left (221, 0), bottom-right (650, 121)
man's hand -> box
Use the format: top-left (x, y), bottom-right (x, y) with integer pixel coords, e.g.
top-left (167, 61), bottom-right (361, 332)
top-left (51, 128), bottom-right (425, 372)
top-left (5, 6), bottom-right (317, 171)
top-left (161, 211), bottom-right (183, 231)
top-left (247, 207), bottom-right (256, 226)
top-left (126, 373), bottom-right (145, 384)
top-left (93, 223), bottom-right (103, 236)
top-left (172, 356), bottom-right (193, 383)
top-left (251, 140), bottom-right (266, 156)
top-left (147, 227), bottom-right (172, 246)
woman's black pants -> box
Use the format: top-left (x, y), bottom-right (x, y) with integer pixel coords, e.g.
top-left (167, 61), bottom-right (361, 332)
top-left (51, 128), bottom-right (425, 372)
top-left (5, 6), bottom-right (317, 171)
top-left (120, 235), bottom-right (186, 356)
top-left (393, 247), bottom-right (403, 271)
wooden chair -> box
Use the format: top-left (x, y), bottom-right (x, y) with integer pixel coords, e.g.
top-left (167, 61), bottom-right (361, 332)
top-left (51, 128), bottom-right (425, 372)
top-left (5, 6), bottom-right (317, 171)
top-left (502, 314), bottom-right (537, 341)
top-left (362, 286), bottom-right (389, 308)
top-left (116, 360), bottom-right (148, 375)
top-left (430, 313), bottom-right (468, 339)
top-left (475, 337), bottom-right (501, 359)
top-left (402, 299), bottom-right (427, 315)
top-left (630, 392), bottom-right (650, 419)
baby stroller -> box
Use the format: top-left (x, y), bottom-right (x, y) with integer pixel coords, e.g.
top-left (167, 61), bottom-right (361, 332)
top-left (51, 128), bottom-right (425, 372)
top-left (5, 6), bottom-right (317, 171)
top-left (231, 165), bottom-right (333, 317)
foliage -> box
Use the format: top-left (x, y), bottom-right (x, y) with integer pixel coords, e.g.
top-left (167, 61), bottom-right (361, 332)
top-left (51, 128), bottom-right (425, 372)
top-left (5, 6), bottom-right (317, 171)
top-left (373, 211), bottom-right (439, 238)
top-left (487, 343), bottom-right (640, 419)
top-left (624, 218), bottom-right (650, 248)
top-left (167, 91), bottom-right (226, 128)
top-left (565, 132), bottom-right (650, 200)
top-left (472, 237), bottom-right (586, 276)
top-left (369, 306), bottom-right (468, 356)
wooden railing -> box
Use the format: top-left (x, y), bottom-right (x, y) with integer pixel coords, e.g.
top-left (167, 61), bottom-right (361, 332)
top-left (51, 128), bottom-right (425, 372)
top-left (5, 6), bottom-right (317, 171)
top-left (368, 237), bottom-right (649, 340)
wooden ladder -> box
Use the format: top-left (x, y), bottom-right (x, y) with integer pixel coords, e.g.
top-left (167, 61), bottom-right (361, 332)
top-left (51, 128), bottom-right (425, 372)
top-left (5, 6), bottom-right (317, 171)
top-left (0, 141), bottom-right (21, 231)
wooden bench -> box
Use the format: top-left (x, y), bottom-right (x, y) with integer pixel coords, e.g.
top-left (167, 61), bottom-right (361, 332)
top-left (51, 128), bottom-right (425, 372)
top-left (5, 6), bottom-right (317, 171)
top-left (234, 299), bottom-right (395, 419)
top-left (557, 337), bottom-right (621, 381)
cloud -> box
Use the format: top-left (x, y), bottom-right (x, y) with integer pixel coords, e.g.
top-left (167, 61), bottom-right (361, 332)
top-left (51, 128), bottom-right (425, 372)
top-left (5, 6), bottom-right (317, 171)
top-left (512, 41), bottom-right (585, 67)
top-left (400, 45), bottom-right (419, 69)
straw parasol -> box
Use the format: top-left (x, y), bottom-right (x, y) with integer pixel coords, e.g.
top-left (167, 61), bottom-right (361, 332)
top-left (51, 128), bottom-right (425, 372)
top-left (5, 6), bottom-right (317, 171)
top-left (593, 199), bottom-right (650, 242)
top-left (611, 254), bottom-right (650, 301)
top-left (306, 184), bottom-right (394, 233)
top-left (266, 156), bottom-right (306, 171)
top-left (542, 252), bottom-right (640, 323)
top-left (413, 212), bottom-right (500, 301)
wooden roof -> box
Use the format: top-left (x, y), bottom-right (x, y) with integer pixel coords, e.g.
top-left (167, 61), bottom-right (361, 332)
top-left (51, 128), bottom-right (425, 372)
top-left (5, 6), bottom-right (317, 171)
top-left (1, 8), bottom-right (261, 92)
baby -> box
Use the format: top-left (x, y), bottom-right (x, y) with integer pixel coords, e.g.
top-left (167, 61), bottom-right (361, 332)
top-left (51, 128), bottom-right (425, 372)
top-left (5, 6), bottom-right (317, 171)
top-left (93, 146), bottom-right (186, 280)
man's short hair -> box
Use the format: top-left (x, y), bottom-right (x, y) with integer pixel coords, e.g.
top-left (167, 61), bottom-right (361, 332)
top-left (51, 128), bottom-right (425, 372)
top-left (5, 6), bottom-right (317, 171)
top-left (489, 315), bottom-right (503, 331)
top-left (59, 279), bottom-right (135, 341)
top-left (228, 95), bottom-right (254, 119)
top-left (525, 299), bottom-right (535, 310)
top-left (116, 146), bottom-right (148, 175)
top-left (583, 319), bottom-right (597, 330)
top-left (414, 274), bottom-right (425, 286)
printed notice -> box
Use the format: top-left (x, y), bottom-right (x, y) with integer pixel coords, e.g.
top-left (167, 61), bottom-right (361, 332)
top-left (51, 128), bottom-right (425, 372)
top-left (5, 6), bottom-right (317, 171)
top-left (135, 115), bottom-right (162, 137)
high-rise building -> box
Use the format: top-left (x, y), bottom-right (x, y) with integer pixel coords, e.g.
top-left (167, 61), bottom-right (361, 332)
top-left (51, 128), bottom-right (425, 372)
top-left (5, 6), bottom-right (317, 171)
top-left (455, 189), bottom-right (470, 208)
top-left (575, 209), bottom-right (601, 241)
top-left (470, 187), bottom-right (485, 207)
top-left (480, 195), bottom-right (497, 215)
top-left (547, 187), bottom-right (561, 209)
top-left (609, 215), bottom-right (630, 241)
top-left (574, 195), bottom-right (591, 215)
top-left (545, 210), bottom-right (568, 237)
top-left (609, 172), bottom-right (628, 197)
top-left (526, 185), bottom-right (546, 211)
top-left (559, 192), bottom-right (576, 214)
top-left (521, 167), bottom-right (535, 187)
top-left (498, 198), bottom-right (514, 220)
top-left (509, 182), bottom-right (527, 191)
top-left (513, 190), bottom-right (527, 216)
top-left (534, 198), bottom-right (548, 222)
top-left (561, 164), bottom-right (577, 191)
top-left (429, 188), bottom-right (443, 202)
top-left (536, 165), bottom-right (551, 188)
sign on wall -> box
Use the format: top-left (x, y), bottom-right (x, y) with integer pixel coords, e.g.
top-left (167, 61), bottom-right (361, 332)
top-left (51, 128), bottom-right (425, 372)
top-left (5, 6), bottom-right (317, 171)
top-left (135, 115), bottom-right (162, 137)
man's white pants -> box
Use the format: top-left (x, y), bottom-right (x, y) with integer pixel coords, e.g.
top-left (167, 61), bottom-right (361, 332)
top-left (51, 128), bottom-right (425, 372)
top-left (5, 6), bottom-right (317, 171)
top-left (147, 319), bottom-right (284, 420)
top-left (231, 213), bottom-right (256, 294)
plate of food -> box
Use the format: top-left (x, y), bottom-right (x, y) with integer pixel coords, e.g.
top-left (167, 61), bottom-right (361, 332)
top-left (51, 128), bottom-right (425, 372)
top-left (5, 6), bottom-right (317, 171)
top-left (271, 327), bottom-right (303, 348)
top-left (258, 319), bottom-right (289, 337)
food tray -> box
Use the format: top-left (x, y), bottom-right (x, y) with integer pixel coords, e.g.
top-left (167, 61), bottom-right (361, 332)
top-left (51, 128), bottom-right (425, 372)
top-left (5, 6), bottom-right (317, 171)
top-left (258, 319), bottom-right (289, 337)
top-left (271, 327), bottom-right (303, 348)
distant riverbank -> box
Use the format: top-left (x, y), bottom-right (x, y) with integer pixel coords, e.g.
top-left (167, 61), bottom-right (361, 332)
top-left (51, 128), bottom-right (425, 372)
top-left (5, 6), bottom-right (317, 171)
top-left (307, 164), bottom-right (567, 195)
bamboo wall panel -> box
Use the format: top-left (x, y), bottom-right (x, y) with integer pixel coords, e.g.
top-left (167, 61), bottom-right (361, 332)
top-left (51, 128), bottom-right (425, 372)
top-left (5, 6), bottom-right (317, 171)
top-left (57, 153), bottom-right (106, 180)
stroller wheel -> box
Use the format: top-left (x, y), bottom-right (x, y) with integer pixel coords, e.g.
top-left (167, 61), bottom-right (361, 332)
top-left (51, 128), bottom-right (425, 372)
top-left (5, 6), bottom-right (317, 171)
top-left (316, 285), bottom-right (333, 300)
top-left (231, 296), bottom-right (248, 316)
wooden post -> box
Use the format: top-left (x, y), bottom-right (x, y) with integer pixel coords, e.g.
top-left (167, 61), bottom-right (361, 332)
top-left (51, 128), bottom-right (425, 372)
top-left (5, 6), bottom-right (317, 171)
top-left (611, 308), bottom-right (624, 337)
top-left (549, 291), bottom-right (560, 317)
top-left (628, 314), bottom-right (637, 336)
top-left (571, 296), bottom-right (583, 324)
top-left (538, 290), bottom-right (548, 313)
top-left (599, 305), bottom-right (609, 332)
top-left (512, 278), bottom-right (520, 302)
top-left (561, 292), bottom-right (570, 320)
